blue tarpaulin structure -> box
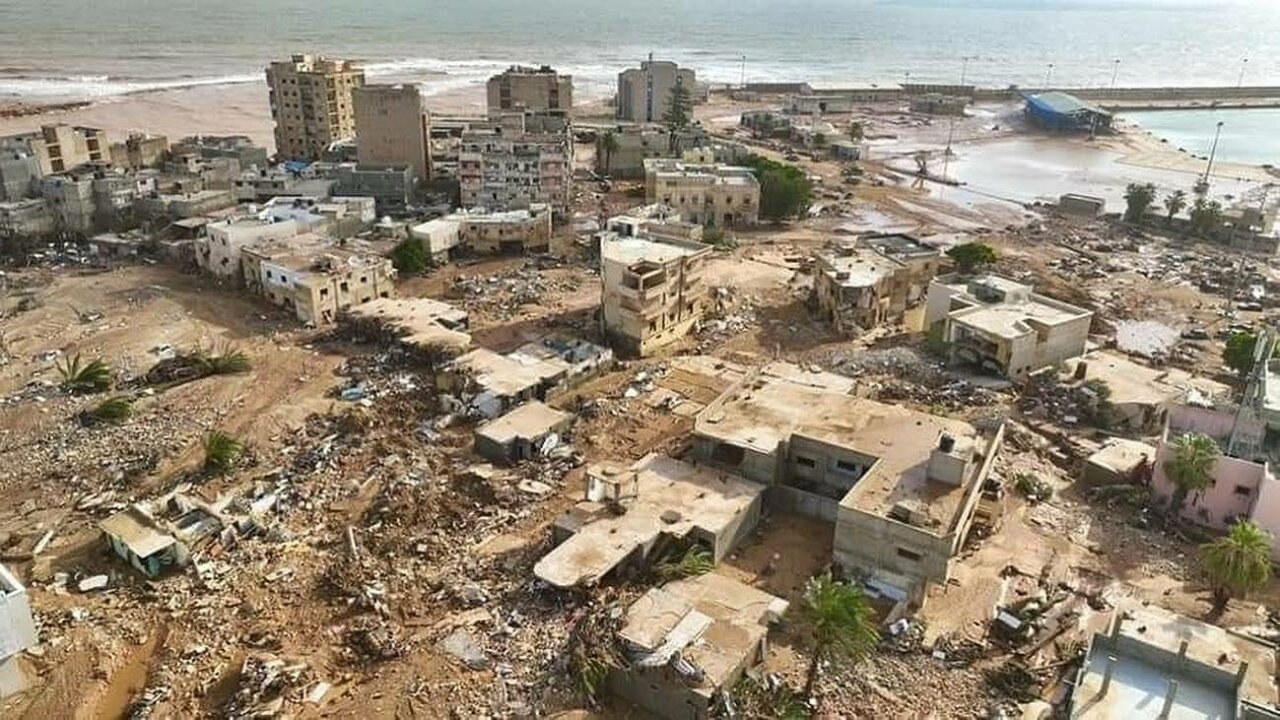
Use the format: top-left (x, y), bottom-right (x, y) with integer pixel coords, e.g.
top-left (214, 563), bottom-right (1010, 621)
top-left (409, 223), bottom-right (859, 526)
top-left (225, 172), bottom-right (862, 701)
top-left (1024, 92), bottom-right (1112, 133)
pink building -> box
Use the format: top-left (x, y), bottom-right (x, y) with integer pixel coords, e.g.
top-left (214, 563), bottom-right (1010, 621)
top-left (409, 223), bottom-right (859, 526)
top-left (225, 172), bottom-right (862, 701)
top-left (1150, 405), bottom-right (1280, 553)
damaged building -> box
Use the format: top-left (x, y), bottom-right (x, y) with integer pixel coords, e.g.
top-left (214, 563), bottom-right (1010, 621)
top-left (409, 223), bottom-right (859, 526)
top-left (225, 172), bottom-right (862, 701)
top-left (474, 400), bottom-right (574, 464)
top-left (924, 274), bottom-right (1093, 379)
top-left (611, 573), bottom-right (788, 719)
top-left (345, 297), bottom-right (471, 355)
top-left (240, 233), bottom-right (396, 325)
top-left (100, 504), bottom-right (192, 578)
top-left (643, 159), bottom-right (759, 228)
top-left (409, 204), bottom-right (553, 262)
top-left (691, 362), bottom-right (1004, 603)
top-left (534, 454), bottom-right (766, 589)
top-left (600, 229), bottom-right (712, 357)
top-left (0, 564), bottom-right (37, 699)
top-left (812, 233), bottom-right (943, 336)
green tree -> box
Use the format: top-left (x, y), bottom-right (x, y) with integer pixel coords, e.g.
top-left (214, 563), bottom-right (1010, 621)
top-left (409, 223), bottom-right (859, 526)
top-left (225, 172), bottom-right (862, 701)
top-left (1163, 189), bottom-right (1187, 226)
top-left (663, 81), bottom-right (694, 154)
top-left (1163, 433), bottom-right (1220, 517)
top-left (1189, 197), bottom-right (1224, 237)
top-left (598, 130), bottom-right (620, 175)
top-left (795, 574), bottom-right (880, 703)
top-left (1201, 520), bottom-right (1272, 612)
top-left (759, 168), bottom-right (813, 222)
top-left (390, 238), bottom-right (429, 275)
top-left (1123, 182), bottom-right (1157, 223)
top-left (1224, 331), bottom-right (1263, 377)
top-left (946, 242), bottom-right (998, 274)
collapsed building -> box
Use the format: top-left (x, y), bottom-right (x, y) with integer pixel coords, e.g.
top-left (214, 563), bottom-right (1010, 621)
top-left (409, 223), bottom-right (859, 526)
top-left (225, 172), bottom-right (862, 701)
top-left (599, 227), bottom-right (712, 357)
top-left (240, 233), bottom-right (397, 325)
top-left (690, 362), bottom-right (1004, 603)
top-left (439, 343), bottom-right (593, 418)
top-left (474, 400), bottom-right (574, 464)
top-left (924, 274), bottom-right (1093, 379)
top-left (812, 233), bottom-right (942, 336)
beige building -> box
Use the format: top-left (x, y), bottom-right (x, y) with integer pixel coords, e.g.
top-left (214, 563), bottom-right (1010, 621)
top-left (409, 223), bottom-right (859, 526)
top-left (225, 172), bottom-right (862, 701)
top-left (617, 57), bottom-right (696, 123)
top-left (196, 216), bottom-right (304, 281)
top-left (691, 362), bottom-right (1005, 602)
top-left (486, 65), bottom-right (573, 116)
top-left (353, 83), bottom-right (430, 182)
top-left (643, 159), bottom-right (759, 228)
top-left (599, 228), bottom-right (712, 357)
top-left (924, 274), bottom-right (1093, 379)
top-left (266, 54), bottom-right (365, 161)
top-left (459, 113), bottom-right (573, 218)
top-left (812, 233), bottom-right (943, 336)
top-left (108, 132), bottom-right (169, 169)
top-left (410, 204), bottom-right (553, 262)
top-left (1, 124), bottom-right (109, 174)
top-left (240, 233), bottom-right (396, 325)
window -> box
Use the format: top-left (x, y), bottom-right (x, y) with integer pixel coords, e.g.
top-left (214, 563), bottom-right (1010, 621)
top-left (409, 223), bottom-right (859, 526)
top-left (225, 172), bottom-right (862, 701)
top-left (835, 459), bottom-right (861, 474)
top-left (896, 547), bottom-right (923, 562)
top-left (320, 288), bottom-right (329, 298)
top-left (795, 456), bottom-right (816, 468)
top-left (1235, 485), bottom-right (1253, 497)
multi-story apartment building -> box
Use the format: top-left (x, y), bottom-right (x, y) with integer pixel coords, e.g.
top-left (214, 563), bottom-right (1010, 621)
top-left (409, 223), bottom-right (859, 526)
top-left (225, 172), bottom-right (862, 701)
top-left (458, 113), bottom-right (573, 218)
top-left (643, 159), bottom-right (759, 228)
top-left (599, 228), bottom-right (712, 357)
top-left (353, 84), bottom-right (431, 183)
top-left (924, 274), bottom-right (1093, 379)
top-left (410, 204), bottom-right (553, 261)
top-left (617, 57), bottom-right (697, 123)
top-left (812, 233), bottom-right (943, 336)
top-left (108, 132), bottom-right (169, 169)
top-left (197, 216), bottom-right (304, 281)
top-left (0, 145), bottom-right (42, 201)
top-left (0, 198), bottom-right (55, 236)
top-left (266, 54), bottom-right (365, 161)
top-left (240, 233), bottom-right (396, 325)
top-left (486, 65), bottom-right (573, 116)
top-left (0, 124), bottom-right (109, 175)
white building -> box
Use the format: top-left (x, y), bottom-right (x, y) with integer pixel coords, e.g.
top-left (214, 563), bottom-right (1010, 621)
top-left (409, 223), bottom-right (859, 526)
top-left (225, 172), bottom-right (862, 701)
top-left (0, 564), bottom-right (37, 698)
top-left (196, 217), bottom-right (302, 282)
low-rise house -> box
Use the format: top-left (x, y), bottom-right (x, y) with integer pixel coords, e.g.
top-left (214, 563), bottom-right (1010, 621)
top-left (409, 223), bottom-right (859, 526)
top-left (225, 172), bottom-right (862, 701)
top-left (1083, 438), bottom-right (1156, 487)
top-left (909, 93), bottom-right (968, 116)
top-left (137, 189), bottom-right (237, 220)
top-left (534, 454), bottom-right (767, 588)
top-left (0, 564), bottom-right (37, 698)
top-left (410, 204), bottom-right (553, 262)
top-left (1071, 603), bottom-right (1278, 719)
top-left (1059, 193), bottom-right (1106, 218)
top-left (345, 297), bottom-right (472, 359)
top-left (196, 216), bottom-right (303, 282)
top-left (1061, 352), bottom-right (1228, 435)
top-left (740, 110), bottom-right (793, 138)
top-left (88, 232), bottom-right (146, 260)
top-left (240, 233), bottom-right (396, 325)
top-left (439, 347), bottom-right (567, 418)
top-left (610, 573), bottom-right (788, 719)
top-left (924, 274), bottom-right (1093, 379)
top-left (690, 362), bottom-right (1004, 602)
top-left (599, 230), bottom-right (712, 357)
top-left (171, 135), bottom-right (269, 170)
top-left (0, 198), bottom-right (54, 236)
top-left (508, 334), bottom-right (614, 386)
top-left (812, 233), bottom-right (942, 336)
top-left (596, 125), bottom-right (706, 179)
top-left (474, 400), bottom-right (573, 464)
top-left (101, 505), bottom-right (191, 578)
top-left (234, 168), bottom-right (334, 203)
top-left (603, 205), bottom-right (704, 245)
top-left (643, 159), bottom-right (759, 228)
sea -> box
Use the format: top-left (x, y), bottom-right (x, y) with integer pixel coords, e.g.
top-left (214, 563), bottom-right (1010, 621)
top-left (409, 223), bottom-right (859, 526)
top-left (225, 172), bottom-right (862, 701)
top-left (2, 0), bottom-right (1279, 101)
top-left (1120, 109), bottom-right (1280, 167)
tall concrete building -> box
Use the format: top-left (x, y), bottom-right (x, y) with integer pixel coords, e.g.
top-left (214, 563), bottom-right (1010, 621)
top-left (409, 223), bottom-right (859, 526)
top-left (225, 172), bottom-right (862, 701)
top-left (458, 113), bottom-right (573, 218)
top-left (1, 124), bottom-right (109, 175)
top-left (617, 57), bottom-right (696, 123)
top-left (266, 54), bottom-right (365, 161)
top-left (353, 84), bottom-right (431, 183)
top-left (486, 65), bottom-right (573, 116)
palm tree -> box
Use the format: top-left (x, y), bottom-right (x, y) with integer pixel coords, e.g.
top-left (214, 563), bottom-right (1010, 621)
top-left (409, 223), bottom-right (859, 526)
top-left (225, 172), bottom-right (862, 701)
top-left (58, 353), bottom-right (112, 395)
top-left (1163, 189), bottom-right (1187, 226)
top-left (599, 130), bottom-right (620, 176)
top-left (1202, 520), bottom-right (1272, 611)
top-left (794, 574), bottom-right (879, 703)
top-left (203, 430), bottom-right (244, 475)
top-left (1164, 433), bottom-right (1220, 517)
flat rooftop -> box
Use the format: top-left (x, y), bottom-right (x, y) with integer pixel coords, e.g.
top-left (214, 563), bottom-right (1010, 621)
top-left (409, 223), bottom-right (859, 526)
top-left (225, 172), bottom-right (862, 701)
top-left (476, 400), bottom-right (572, 445)
top-left (951, 296), bottom-right (1088, 339)
top-left (534, 454), bottom-right (766, 588)
top-left (1065, 353), bottom-right (1228, 408)
top-left (861, 232), bottom-right (938, 260)
top-left (449, 347), bottom-right (564, 399)
top-left (618, 572), bottom-right (787, 693)
top-left (1074, 602), bottom-right (1277, 718)
top-left (696, 362), bottom-right (987, 532)
top-left (601, 235), bottom-right (709, 266)
top-left (347, 297), bottom-right (472, 350)
top-left (100, 505), bottom-right (177, 559)
top-left (819, 249), bottom-right (902, 288)
top-left (1088, 438), bottom-right (1157, 476)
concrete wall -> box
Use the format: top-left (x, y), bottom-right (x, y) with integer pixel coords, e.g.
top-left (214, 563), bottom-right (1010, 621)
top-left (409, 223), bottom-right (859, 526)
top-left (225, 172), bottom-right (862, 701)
top-left (0, 565), bottom-right (36, 662)
top-left (1151, 443), bottom-right (1267, 529)
top-left (354, 85), bottom-right (430, 182)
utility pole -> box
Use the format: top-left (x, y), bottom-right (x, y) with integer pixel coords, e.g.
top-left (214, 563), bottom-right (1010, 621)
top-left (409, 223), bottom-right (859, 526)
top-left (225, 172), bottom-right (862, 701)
top-left (1237, 57), bottom-right (1249, 88)
top-left (1203, 120), bottom-right (1225, 184)
top-left (740, 54), bottom-right (746, 88)
top-left (1109, 59), bottom-right (1120, 94)
top-left (942, 118), bottom-right (956, 182)
top-left (904, 70), bottom-right (911, 87)
top-left (960, 56), bottom-right (973, 87)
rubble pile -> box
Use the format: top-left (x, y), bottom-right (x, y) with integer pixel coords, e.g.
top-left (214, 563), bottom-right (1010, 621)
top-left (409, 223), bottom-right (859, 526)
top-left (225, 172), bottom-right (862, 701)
top-left (449, 263), bottom-right (584, 321)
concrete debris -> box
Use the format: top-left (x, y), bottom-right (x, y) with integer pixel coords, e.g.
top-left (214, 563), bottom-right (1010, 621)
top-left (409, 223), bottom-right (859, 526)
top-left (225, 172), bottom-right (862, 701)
top-left (438, 628), bottom-right (490, 670)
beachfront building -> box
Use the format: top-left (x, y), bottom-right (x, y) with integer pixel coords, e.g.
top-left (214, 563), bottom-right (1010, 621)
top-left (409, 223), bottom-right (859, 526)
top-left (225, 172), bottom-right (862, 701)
top-left (643, 159), bottom-right (759, 228)
top-left (266, 54), bottom-right (365, 161)
top-left (353, 84), bottom-right (431, 183)
top-left (812, 233), bottom-right (943, 337)
top-left (599, 226), bottom-right (711, 357)
top-left (690, 362), bottom-right (1005, 603)
top-left (171, 135), bottom-right (269, 169)
top-left (458, 113), bottom-right (573, 218)
top-left (616, 57), bottom-right (697, 123)
top-left (0, 146), bottom-right (42, 202)
top-left (240, 232), bottom-right (396, 325)
top-left (1023, 92), bottom-right (1112, 134)
top-left (0, 124), bottom-right (109, 175)
top-left (924, 274), bottom-right (1093, 379)
top-left (486, 65), bottom-right (573, 116)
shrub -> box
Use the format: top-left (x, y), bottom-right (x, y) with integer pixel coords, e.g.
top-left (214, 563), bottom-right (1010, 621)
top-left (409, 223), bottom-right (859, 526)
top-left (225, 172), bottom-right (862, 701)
top-left (203, 431), bottom-right (244, 475)
top-left (58, 353), bottom-right (112, 395)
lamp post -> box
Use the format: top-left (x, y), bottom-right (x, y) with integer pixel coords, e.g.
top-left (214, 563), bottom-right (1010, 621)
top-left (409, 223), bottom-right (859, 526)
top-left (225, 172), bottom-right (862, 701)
top-left (960, 56), bottom-right (973, 87)
top-left (1044, 63), bottom-right (1055, 89)
top-left (1109, 59), bottom-right (1120, 93)
top-left (1237, 57), bottom-right (1249, 88)
top-left (740, 55), bottom-right (747, 88)
top-left (1203, 120), bottom-right (1225, 183)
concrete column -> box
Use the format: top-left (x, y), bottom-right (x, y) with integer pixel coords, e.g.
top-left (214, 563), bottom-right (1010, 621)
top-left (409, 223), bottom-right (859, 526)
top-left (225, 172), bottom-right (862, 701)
top-left (1158, 679), bottom-right (1179, 719)
top-left (1099, 655), bottom-right (1118, 697)
top-left (1236, 661), bottom-right (1250, 689)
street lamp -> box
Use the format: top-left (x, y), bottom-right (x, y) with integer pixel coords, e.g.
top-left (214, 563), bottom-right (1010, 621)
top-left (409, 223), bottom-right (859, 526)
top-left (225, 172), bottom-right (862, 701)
top-left (960, 56), bottom-right (974, 87)
top-left (740, 55), bottom-right (747, 88)
top-left (1238, 57), bottom-right (1249, 88)
top-left (1044, 63), bottom-right (1055, 88)
top-left (1109, 59), bottom-right (1121, 92)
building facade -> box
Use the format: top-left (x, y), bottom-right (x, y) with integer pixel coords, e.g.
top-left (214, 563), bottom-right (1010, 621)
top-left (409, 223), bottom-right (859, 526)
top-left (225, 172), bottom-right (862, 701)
top-left (0, 564), bottom-right (37, 698)
top-left (617, 58), bottom-right (696, 123)
top-left (266, 55), bottom-right (365, 161)
top-left (1, 124), bottom-right (109, 174)
top-left (486, 65), bottom-right (573, 116)
top-left (812, 234), bottom-right (943, 336)
top-left (0, 146), bottom-right (42, 201)
top-left (241, 234), bottom-right (396, 325)
top-left (458, 113), bottom-right (573, 218)
top-left (599, 230), bottom-right (712, 357)
top-left (353, 84), bottom-right (431, 182)
top-left (643, 159), bottom-right (759, 228)
top-left (924, 274), bottom-right (1093, 379)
